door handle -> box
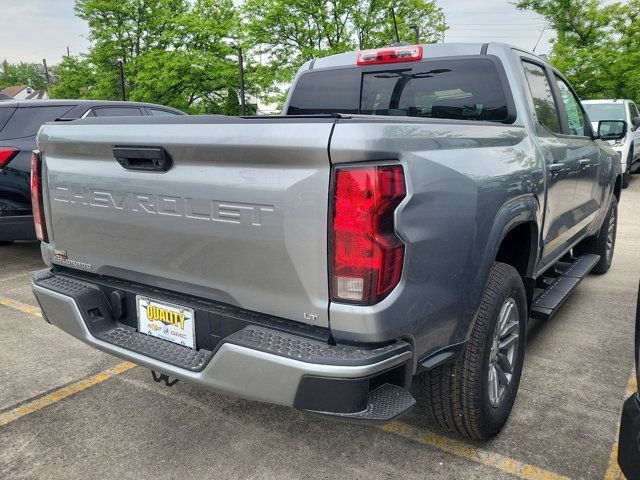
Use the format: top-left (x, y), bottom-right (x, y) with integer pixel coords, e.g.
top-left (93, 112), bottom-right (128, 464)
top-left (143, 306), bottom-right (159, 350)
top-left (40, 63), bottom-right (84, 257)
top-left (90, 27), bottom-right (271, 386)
top-left (548, 163), bottom-right (564, 175)
top-left (113, 146), bottom-right (173, 172)
top-left (578, 159), bottom-right (591, 168)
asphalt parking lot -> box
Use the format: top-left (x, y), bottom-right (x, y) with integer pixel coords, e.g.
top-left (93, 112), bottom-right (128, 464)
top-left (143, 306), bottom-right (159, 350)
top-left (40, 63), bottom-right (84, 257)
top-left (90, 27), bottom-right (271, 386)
top-left (0, 178), bottom-right (638, 480)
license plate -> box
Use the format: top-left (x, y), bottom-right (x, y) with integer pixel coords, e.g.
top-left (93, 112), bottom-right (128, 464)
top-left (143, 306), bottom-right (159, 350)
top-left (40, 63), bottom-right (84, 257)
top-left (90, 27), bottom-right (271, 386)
top-left (137, 296), bottom-right (196, 349)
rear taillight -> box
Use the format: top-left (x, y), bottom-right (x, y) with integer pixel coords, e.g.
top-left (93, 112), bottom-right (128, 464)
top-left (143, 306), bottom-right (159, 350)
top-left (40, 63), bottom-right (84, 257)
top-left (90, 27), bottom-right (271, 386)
top-left (30, 150), bottom-right (48, 242)
top-left (330, 165), bottom-right (406, 304)
top-left (357, 45), bottom-right (423, 66)
top-left (0, 147), bottom-right (19, 168)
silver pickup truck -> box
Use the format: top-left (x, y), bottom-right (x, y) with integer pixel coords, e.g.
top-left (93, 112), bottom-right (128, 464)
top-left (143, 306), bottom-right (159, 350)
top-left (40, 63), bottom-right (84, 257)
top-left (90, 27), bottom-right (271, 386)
top-left (32, 43), bottom-right (624, 440)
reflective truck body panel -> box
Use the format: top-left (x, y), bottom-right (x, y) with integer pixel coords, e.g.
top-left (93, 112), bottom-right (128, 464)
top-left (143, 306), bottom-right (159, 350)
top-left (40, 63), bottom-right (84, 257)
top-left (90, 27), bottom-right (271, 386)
top-left (37, 120), bottom-right (334, 327)
top-left (35, 42), bottom-right (621, 372)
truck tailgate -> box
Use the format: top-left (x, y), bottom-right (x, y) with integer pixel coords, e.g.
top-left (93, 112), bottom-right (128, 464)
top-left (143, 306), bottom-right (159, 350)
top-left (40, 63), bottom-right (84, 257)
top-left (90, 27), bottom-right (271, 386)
top-left (37, 119), bottom-right (334, 327)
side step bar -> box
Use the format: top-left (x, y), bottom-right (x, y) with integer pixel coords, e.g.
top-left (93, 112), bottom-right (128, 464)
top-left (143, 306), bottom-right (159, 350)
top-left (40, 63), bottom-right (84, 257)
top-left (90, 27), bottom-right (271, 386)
top-left (530, 254), bottom-right (600, 320)
top-left (304, 383), bottom-right (416, 423)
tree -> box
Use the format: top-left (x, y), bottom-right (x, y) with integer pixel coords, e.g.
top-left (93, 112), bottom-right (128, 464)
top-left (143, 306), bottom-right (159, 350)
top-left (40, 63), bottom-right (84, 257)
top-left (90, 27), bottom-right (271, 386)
top-left (48, 56), bottom-right (96, 99)
top-left (242, 0), bottom-right (445, 86)
top-left (0, 62), bottom-right (46, 90)
top-left (57, 0), bottom-right (244, 113)
top-left (516, 0), bottom-right (640, 103)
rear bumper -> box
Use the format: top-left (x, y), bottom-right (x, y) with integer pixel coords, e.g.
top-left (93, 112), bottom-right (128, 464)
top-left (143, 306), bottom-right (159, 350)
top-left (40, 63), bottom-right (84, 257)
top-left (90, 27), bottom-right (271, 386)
top-left (32, 269), bottom-right (414, 421)
top-left (618, 393), bottom-right (640, 479)
top-left (0, 214), bottom-right (35, 241)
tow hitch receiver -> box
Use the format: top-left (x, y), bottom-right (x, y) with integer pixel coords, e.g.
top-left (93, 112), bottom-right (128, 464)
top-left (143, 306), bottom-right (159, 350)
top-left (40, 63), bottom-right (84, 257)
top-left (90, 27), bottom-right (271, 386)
top-left (151, 370), bottom-right (179, 387)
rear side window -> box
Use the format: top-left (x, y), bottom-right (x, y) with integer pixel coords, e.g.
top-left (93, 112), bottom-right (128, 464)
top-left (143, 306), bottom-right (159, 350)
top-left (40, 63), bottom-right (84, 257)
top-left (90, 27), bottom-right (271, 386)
top-left (628, 102), bottom-right (639, 119)
top-left (0, 105), bottom-right (75, 140)
top-left (148, 108), bottom-right (179, 116)
top-left (0, 107), bottom-right (15, 132)
top-left (522, 61), bottom-right (561, 134)
top-left (92, 107), bottom-right (143, 117)
top-left (287, 58), bottom-right (513, 122)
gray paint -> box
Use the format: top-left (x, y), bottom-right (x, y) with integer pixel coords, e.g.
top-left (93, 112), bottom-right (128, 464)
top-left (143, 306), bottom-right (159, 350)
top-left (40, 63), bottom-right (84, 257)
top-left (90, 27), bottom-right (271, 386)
top-left (32, 282), bottom-right (410, 406)
top-left (36, 42), bottom-right (621, 375)
top-left (37, 122), bottom-right (333, 328)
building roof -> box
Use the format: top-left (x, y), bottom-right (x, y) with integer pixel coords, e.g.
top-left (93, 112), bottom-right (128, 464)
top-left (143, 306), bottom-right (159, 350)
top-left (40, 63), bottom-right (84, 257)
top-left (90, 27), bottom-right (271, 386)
top-left (0, 85), bottom-right (27, 97)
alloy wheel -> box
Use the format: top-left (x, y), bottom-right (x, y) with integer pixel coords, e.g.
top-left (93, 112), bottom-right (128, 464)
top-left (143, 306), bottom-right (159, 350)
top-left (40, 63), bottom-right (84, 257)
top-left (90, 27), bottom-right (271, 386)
top-left (488, 297), bottom-right (520, 408)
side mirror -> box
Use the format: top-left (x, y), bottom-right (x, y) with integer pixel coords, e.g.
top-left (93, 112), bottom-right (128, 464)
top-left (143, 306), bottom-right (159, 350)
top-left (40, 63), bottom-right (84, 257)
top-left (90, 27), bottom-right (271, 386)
top-left (632, 117), bottom-right (640, 130)
top-left (598, 120), bottom-right (627, 141)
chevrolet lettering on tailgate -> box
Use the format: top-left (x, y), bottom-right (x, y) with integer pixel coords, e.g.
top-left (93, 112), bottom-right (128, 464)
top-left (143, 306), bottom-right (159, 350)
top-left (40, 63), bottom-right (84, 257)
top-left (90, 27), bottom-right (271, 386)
top-left (52, 185), bottom-right (275, 226)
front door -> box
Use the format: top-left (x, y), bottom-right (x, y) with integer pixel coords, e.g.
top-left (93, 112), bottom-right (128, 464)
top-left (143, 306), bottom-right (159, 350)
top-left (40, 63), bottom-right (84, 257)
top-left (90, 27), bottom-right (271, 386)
top-left (553, 75), bottom-right (603, 233)
top-left (521, 60), bottom-right (580, 262)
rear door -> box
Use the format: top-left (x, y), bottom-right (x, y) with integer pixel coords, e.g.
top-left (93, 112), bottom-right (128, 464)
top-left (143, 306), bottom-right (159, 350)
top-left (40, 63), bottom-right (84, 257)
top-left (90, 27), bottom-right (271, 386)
top-left (37, 118), bottom-right (334, 327)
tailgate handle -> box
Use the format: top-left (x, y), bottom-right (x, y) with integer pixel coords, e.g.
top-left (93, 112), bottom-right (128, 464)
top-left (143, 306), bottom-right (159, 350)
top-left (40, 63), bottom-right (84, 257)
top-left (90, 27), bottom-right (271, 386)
top-left (113, 146), bottom-right (173, 172)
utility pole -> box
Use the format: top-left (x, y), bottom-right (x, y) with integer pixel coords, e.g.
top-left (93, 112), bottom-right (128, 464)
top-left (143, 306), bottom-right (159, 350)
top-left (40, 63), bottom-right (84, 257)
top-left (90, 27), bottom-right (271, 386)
top-left (409, 25), bottom-right (420, 45)
top-left (67, 46), bottom-right (70, 57)
top-left (2, 60), bottom-right (8, 84)
top-left (118, 61), bottom-right (125, 101)
top-left (237, 47), bottom-right (246, 116)
top-left (42, 59), bottom-right (51, 88)
top-left (441, 13), bottom-right (446, 43)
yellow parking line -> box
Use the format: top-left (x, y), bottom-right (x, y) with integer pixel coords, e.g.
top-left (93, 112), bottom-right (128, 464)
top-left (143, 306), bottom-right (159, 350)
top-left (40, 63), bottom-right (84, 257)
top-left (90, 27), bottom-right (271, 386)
top-left (603, 372), bottom-right (638, 480)
top-left (0, 296), bottom-right (42, 317)
top-left (382, 421), bottom-right (571, 480)
top-left (0, 362), bottom-right (136, 428)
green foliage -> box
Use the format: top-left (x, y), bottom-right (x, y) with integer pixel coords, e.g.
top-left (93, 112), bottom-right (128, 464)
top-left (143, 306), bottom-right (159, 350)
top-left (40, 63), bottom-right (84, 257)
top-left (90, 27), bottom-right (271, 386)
top-left (0, 62), bottom-right (46, 90)
top-left (48, 56), bottom-right (96, 99)
top-left (50, 0), bottom-right (445, 112)
top-left (242, 0), bottom-right (445, 87)
top-left (49, 0), bottom-right (242, 113)
top-left (516, 0), bottom-right (640, 104)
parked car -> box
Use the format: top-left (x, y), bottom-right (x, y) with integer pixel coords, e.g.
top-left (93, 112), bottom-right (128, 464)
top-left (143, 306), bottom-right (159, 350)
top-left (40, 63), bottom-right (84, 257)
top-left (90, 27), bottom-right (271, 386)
top-left (31, 43), bottom-right (623, 440)
top-left (618, 281), bottom-right (640, 479)
top-left (583, 99), bottom-right (640, 188)
top-left (0, 100), bottom-right (184, 244)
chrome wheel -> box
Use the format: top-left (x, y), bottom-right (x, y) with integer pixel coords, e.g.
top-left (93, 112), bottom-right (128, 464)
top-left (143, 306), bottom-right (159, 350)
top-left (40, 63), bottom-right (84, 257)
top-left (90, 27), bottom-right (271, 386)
top-left (606, 207), bottom-right (616, 261)
top-left (488, 297), bottom-right (520, 408)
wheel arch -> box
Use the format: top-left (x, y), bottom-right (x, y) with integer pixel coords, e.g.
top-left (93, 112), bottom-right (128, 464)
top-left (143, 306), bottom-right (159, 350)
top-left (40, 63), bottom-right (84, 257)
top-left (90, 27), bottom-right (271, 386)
top-left (464, 196), bottom-right (540, 340)
top-left (614, 174), bottom-right (622, 201)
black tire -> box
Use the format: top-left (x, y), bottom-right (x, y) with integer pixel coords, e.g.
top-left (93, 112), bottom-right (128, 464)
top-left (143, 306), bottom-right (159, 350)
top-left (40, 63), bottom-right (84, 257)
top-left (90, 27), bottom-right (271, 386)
top-left (622, 172), bottom-right (629, 189)
top-left (575, 196), bottom-right (617, 274)
top-left (413, 262), bottom-right (527, 440)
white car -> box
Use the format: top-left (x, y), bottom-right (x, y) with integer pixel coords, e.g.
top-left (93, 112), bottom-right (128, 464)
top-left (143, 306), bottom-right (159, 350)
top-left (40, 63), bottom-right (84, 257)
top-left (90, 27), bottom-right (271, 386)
top-left (583, 99), bottom-right (640, 188)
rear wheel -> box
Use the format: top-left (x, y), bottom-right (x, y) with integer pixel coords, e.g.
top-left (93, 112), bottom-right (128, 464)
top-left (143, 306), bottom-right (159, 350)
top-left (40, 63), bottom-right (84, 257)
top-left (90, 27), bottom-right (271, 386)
top-left (413, 262), bottom-right (527, 440)
top-left (575, 196), bottom-right (617, 274)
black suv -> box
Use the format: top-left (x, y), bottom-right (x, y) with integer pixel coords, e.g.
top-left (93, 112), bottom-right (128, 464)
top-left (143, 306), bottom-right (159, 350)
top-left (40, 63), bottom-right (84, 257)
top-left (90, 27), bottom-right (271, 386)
top-left (618, 281), bottom-right (640, 479)
top-left (0, 100), bottom-right (184, 243)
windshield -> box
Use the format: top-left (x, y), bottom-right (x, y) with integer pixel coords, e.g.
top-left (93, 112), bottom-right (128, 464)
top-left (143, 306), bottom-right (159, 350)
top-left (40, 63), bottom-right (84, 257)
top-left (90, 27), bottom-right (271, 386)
top-left (287, 58), bottom-right (512, 123)
top-left (583, 103), bottom-right (626, 123)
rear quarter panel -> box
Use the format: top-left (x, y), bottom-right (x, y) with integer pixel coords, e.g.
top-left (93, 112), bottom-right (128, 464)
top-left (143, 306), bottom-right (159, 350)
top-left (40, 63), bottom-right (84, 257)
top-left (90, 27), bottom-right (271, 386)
top-left (329, 119), bottom-right (543, 362)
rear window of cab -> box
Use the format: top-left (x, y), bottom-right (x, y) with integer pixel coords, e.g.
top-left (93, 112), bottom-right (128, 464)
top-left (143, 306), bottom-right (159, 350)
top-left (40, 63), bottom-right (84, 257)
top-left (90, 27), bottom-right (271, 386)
top-left (287, 57), bottom-right (514, 123)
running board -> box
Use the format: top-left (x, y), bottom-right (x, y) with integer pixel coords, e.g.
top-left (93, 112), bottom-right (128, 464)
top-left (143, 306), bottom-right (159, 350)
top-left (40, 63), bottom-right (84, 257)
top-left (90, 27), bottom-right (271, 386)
top-left (530, 254), bottom-right (600, 320)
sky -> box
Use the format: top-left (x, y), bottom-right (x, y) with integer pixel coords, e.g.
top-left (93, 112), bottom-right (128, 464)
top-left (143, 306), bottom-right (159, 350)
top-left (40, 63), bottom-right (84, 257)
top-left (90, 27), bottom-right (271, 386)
top-left (0, 0), bottom-right (553, 65)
